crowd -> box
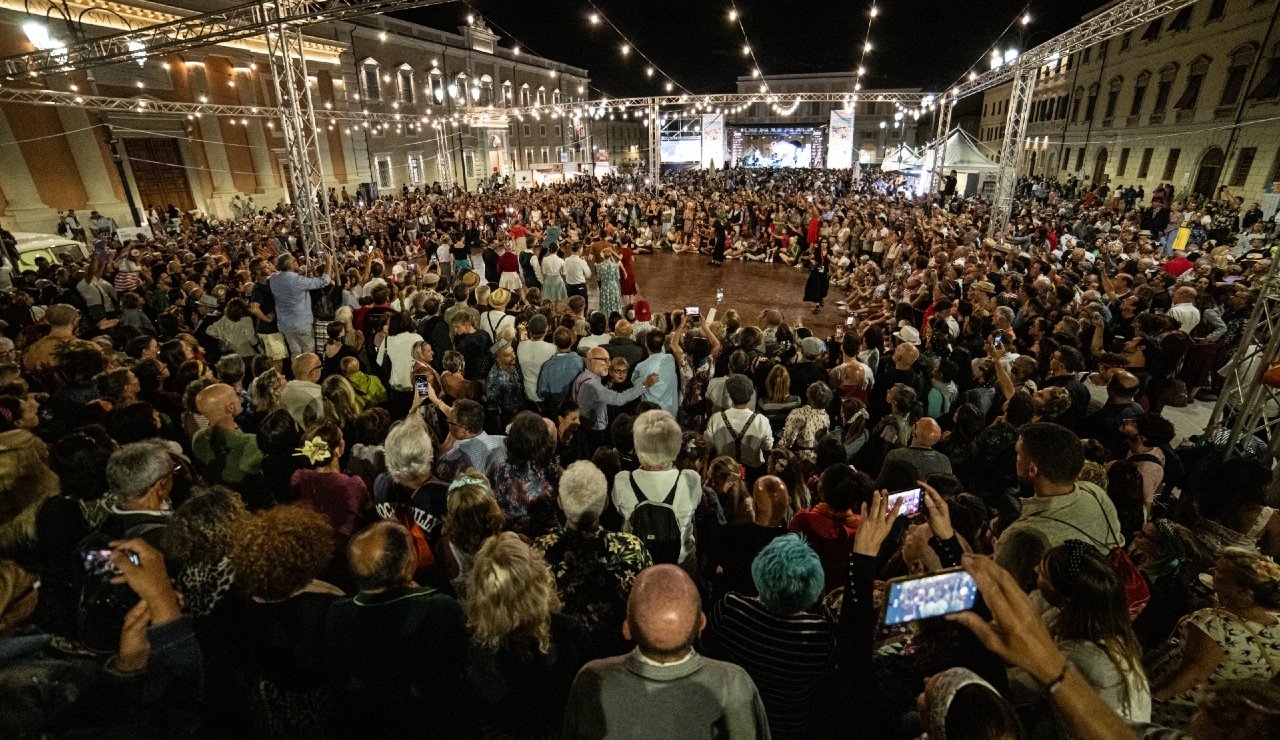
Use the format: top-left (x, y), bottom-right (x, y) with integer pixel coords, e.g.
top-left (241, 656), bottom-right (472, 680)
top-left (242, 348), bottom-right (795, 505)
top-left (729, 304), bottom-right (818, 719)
top-left (0, 163), bottom-right (1278, 740)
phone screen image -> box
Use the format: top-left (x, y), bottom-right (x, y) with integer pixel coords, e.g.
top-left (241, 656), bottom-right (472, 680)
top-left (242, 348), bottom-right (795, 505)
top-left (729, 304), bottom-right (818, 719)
top-left (414, 375), bottom-right (429, 396)
top-left (886, 487), bottom-right (922, 517)
top-left (883, 568), bottom-right (978, 626)
top-left (685, 307), bottom-right (700, 319)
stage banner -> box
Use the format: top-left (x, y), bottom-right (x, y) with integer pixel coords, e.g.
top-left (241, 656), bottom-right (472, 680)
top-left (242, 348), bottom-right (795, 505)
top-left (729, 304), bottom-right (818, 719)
top-left (826, 110), bottom-right (854, 169)
top-left (700, 114), bottom-right (725, 169)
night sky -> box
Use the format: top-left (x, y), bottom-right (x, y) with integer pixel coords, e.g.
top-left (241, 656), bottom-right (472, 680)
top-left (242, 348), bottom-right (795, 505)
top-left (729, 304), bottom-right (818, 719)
top-left (395, 0), bottom-right (1110, 98)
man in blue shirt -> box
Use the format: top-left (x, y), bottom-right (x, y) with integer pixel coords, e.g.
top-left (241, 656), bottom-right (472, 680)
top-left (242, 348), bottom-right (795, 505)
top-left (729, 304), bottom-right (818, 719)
top-left (269, 251), bottom-right (333, 357)
top-left (632, 329), bottom-right (679, 416)
top-left (574, 347), bottom-right (658, 452)
top-left (537, 326), bottom-right (585, 409)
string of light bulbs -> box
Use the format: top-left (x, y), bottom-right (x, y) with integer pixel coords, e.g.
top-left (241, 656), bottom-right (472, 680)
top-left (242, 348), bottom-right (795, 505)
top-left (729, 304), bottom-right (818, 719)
top-left (459, 6), bottom-right (602, 103)
top-left (727, 2), bottom-right (769, 96)
top-left (852, 1), bottom-right (877, 94)
top-left (941, 3), bottom-right (1034, 97)
top-left (584, 0), bottom-right (694, 96)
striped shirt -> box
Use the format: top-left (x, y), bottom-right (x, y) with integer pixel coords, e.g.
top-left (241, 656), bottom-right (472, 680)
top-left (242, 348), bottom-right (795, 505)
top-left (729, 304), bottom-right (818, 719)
top-left (705, 592), bottom-right (837, 740)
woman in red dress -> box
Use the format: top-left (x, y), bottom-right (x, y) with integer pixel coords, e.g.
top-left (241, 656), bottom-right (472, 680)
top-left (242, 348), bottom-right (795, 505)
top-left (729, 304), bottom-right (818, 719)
top-left (619, 237), bottom-right (638, 302)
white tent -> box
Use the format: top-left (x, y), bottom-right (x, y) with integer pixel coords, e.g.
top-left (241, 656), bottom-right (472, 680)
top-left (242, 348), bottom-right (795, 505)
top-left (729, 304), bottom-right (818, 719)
top-left (881, 144), bottom-right (921, 172)
top-left (930, 129), bottom-right (999, 173)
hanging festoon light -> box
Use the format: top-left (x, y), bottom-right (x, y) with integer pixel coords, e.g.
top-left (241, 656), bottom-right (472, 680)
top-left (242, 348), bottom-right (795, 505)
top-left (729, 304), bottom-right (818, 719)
top-left (621, 44), bottom-right (630, 56)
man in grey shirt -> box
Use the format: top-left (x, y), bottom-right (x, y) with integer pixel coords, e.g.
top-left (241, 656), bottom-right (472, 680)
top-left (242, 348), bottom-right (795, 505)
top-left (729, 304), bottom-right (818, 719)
top-left (878, 417), bottom-right (953, 487)
top-left (573, 347), bottom-right (658, 451)
top-left (562, 564), bottom-right (770, 740)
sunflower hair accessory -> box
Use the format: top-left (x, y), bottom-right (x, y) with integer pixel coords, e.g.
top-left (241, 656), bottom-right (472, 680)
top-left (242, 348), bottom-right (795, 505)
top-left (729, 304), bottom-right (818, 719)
top-left (294, 437), bottom-right (332, 465)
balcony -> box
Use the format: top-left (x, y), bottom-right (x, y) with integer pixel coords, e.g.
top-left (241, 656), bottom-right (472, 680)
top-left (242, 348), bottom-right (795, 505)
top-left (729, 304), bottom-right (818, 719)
top-left (1102, 117), bottom-right (1114, 127)
top-left (1175, 108), bottom-right (1196, 123)
top-left (1148, 112), bottom-right (1165, 125)
top-left (1126, 115), bottom-right (1140, 127)
top-left (1214, 105), bottom-right (1236, 120)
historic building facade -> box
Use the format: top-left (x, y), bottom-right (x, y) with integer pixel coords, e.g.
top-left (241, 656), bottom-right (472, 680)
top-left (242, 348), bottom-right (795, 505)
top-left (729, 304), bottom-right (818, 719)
top-left (981, 0), bottom-right (1280, 204)
top-left (0, 3), bottom-right (589, 231)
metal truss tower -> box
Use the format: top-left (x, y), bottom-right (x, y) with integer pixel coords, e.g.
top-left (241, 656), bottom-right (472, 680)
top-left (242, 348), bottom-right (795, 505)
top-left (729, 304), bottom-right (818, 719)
top-left (263, 0), bottom-right (330, 259)
top-left (434, 122), bottom-right (454, 191)
top-left (647, 101), bottom-right (660, 186)
top-left (1206, 258), bottom-right (1280, 459)
top-left (987, 62), bottom-right (1037, 239)
top-left (929, 95), bottom-right (952, 195)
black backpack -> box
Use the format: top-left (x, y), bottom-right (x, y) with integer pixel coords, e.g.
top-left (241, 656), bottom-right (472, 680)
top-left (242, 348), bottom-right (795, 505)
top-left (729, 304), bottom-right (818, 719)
top-left (629, 475), bottom-right (682, 564)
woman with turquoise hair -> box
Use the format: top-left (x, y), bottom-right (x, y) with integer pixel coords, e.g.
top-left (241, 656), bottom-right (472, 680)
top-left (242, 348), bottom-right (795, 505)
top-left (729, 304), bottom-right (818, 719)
top-left (702, 534), bottom-right (836, 740)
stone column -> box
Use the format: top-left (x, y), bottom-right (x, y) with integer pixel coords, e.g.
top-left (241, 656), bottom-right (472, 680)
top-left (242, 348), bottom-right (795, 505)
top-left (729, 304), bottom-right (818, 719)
top-left (186, 62), bottom-right (238, 214)
top-left (56, 107), bottom-right (130, 224)
top-left (0, 106), bottom-right (59, 231)
top-left (234, 68), bottom-right (280, 196)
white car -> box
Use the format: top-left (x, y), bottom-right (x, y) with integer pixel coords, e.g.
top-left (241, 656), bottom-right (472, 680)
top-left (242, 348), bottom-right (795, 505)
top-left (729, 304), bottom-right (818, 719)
top-left (12, 232), bottom-right (90, 272)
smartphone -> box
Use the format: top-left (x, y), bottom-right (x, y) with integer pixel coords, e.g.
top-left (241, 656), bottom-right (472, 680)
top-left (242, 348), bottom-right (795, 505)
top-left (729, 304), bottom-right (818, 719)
top-left (84, 548), bottom-right (139, 576)
top-left (430, 254), bottom-right (438, 262)
top-left (414, 374), bottom-right (429, 396)
top-left (846, 316), bottom-right (856, 327)
top-left (992, 333), bottom-right (1003, 348)
top-left (716, 288), bottom-right (724, 303)
top-left (685, 306), bottom-right (700, 323)
top-left (886, 487), bottom-right (923, 517)
top-left (882, 567), bottom-right (979, 626)
top-left (366, 245), bottom-right (374, 253)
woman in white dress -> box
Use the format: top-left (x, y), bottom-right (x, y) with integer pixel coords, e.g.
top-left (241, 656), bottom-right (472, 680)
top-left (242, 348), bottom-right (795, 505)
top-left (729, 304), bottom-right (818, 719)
top-left (539, 246), bottom-right (567, 305)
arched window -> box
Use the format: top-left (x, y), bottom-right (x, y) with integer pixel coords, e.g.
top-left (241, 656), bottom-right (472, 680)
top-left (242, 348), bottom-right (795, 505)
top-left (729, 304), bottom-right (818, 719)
top-left (502, 79), bottom-right (513, 103)
top-left (552, 88), bottom-right (561, 105)
top-left (360, 58), bottom-right (380, 101)
top-left (1175, 55), bottom-right (1211, 110)
top-left (479, 74), bottom-right (494, 106)
top-left (1130, 70), bottom-right (1151, 116)
top-left (454, 73), bottom-right (468, 105)
top-left (536, 85), bottom-right (546, 106)
top-left (1104, 76), bottom-right (1124, 120)
top-left (519, 83), bottom-right (531, 107)
top-left (397, 64), bottom-right (414, 104)
top-left (1153, 63), bottom-right (1179, 113)
top-left (428, 68), bottom-right (444, 103)
top-left (1071, 86), bottom-right (1084, 122)
top-left (1085, 82), bottom-right (1100, 121)
top-left (1220, 44), bottom-right (1258, 107)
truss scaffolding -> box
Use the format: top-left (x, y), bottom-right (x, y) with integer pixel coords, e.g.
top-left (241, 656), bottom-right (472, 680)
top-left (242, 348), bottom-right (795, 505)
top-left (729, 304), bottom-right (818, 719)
top-left (1205, 259), bottom-right (1280, 460)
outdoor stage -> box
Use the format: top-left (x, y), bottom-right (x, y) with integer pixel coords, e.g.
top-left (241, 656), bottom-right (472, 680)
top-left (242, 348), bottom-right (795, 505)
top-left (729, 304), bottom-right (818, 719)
top-left (590, 251), bottom-right (845, 340)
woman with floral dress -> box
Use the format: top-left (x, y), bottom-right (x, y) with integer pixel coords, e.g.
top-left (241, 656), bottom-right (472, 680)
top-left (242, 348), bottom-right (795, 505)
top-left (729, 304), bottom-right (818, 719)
top-left (780, 383), bottom-right (833, 465)
top-left (491, 411), bottom-right (562, 538)
top-left (1149, 547), bottom-right (1280, 729)
top-left (596, 248), bottom-right (623, 318)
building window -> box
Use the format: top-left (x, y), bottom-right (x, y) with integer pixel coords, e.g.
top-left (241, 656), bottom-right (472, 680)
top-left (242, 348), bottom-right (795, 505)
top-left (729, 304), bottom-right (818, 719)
top-left (1269, 148), bottom-right (1280, 184)
top-left (454, 73), bottom-right (469, 105)
top-left (429, 69), bottom-right (444, 103)
top-left (1099, 39), bottom-right (1110, 61)
top-left (556, 145), bottom-right (564, 162)
top-left (408, 153), bottom-right (422, 184)
top-left (1168, 5), bottom-right (1194, 32)
top-left (554, 125), bottom-right (562, 137)
top-left (1138, 148), bottom-right (1154, 178)
top-left (540, 146), bottom-right (549, 164)
top-left (1117, 148), bottom-right (1131, 176)
top-left (479, 75), bottom-right (494, 106)
top-left (552, 89), bottom-right (561, 104)
top-left (394, 67), bottom-right (412, 104)
top-left (1085, 84), bottom-right (1099, 121)
top-left (1120, 31), bottom-right (1132, 52)
top-left (463, 150), bottom-right (476, 179)
top-left (1141, 18), bottom-right (1163, 42)
top-left (1063, 148), bottom-right (1072, 167)
top-left (502, 79), bottom-right (513, 103)
top-left (1230, 147), bottom-right (1257, 186)
top-left (1071, 87), bottom-right (1083, 121)
top-left (1220, 46), bottom-right (1257, 107)
top-left (1076, 148), bottom-right (1086, 171)
top-left (1162, 148), bottom-right (1181, 180)
top-left (539, 124), bottom-right (547, 136)
top-left (519, 84), bottom-right (530, 107)
top-left (1130, 72), bottom-right (1150, 116)
top-left (1082, 46), bottom-right (1092, 64)
top-left (1175, 57), bottom-right (1210, 110)
top-left (376, 157), bottom-right (392, 188)
top-left (1249, 43), bottom-right (1280, 99)
top-left (536, 86), bottom-right (546, 106)
top-left (1207, 0), bottom-right (1228, 22)
top-left (1104, 77), bottom-right (1123, 119)
top-left (1153, 64), bottom-right (1179, 112)
top-left (522, 124), bottom-right (530, 136)
top-left (524, 147), bottom-right (533, 167)
top-left (362, 61), bottom-right (381, 101)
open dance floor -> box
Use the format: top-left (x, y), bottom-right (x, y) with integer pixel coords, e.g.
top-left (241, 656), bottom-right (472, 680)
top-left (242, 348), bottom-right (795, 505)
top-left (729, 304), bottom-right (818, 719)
top-left (592, 252), bottom-right (845, 340)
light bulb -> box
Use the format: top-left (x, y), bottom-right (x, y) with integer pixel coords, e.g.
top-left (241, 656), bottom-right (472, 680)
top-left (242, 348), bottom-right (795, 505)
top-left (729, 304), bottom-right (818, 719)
top-left (728, 9), bottom-right (737, 20)
top-left (864, 42), bottom-right (872, 52)
top-left (646, 67), bottom-right (654, 76)
top-left (1022, 13), bottom-right (1031, 24)
top-left (621, 44), bottom-right (630, 55)
top-left (742, 45), bottom-right (750, 55)
top-left (870, 6), bottom-right (878, 16)
top-left (589, 13), bottom-right (599, 23)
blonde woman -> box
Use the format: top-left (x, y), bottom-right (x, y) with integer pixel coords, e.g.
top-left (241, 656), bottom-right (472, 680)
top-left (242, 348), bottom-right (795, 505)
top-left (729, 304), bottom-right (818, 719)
top-left (251, 367), bottom-right (286, 415)
top-left (465, 531), bottom-right (593, 740)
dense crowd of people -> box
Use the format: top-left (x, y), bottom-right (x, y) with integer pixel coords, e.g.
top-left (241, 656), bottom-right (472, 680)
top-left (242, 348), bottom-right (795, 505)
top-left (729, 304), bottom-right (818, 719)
top-left (0, 164), bottom-right (1278, 740)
